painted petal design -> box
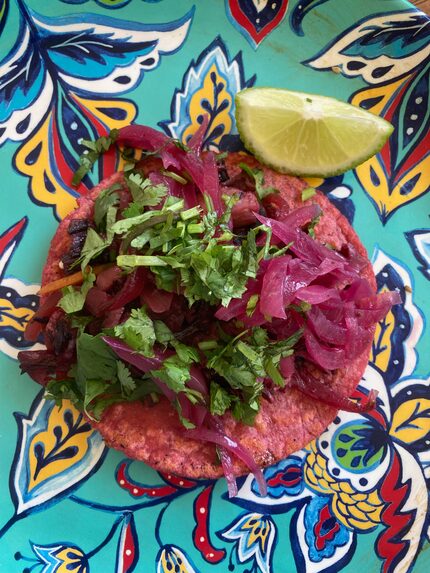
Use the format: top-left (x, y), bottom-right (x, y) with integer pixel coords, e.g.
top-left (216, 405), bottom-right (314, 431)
top-left (351, 66), bottom-right (430, 223)
top-left (220, 512), bottom-right (277, 573)
top-left (304, 439), bottom-right (386, 531)
top-left (14, 93), bottom-right (136, 220)
top-left (0, 218), bottom-right (27, 281)
top-left (116, 514), bottom-right (139, 573)
top-left (160, 36), bottom-right (255, 151)
top-left (0, 278), bottom-right (42, 358)
top-left (331, 420), bottom-right (388, 474)
top-left (391, 397), bottom-right (430, 446)
top-left (4, 4), bottom-right (193, 219)
top-left (258, 456), bottom-right (304, 498)
top-left (304, 367), bottom-right (392, 492)
top-left (390, 376), bottom-right (430, 461)
top-left (377, 444), bottom-right (428, 573)
top-left (306, 11), bottom-right (430, 84)
top-left (11, 392), bottom-right (106, 515)
top-left (0, 22), bottom-right (54, 145)
top-left (371, 247), bottom-right (424, 385)
top-left (0, 219), bottom-right (43, 358)
top-left (233, 452), bottom-right (311, 512)
top-left (31, 542), bottom-right (89, 573)
top-left (405, 229), bottom-right (430, 280)
top-left (193, 485), bottom-right (226, 564)
top-left (115, 460), bottom-right (197, 499)
top-left (225, 0), bottom-right (289, 48)
top-left (156, 545), bottom-right (199, 573)
top-left (291, 498), bottom-right (355, 572)
top-left (34, 8), bottom-right (194, 94)
top-left (305, 10), bottom-right (430, 223)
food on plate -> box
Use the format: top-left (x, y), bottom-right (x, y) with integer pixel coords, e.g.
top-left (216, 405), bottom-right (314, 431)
top-left (19, 104), bottom-right (398, 496)
top-left (235, 87), bottom-right (394, 176)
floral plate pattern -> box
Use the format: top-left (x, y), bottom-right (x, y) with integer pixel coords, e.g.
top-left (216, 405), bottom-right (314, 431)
top-left (0, 1), bottom-right (429, 572)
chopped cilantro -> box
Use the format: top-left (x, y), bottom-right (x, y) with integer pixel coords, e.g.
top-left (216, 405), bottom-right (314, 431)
top-left (239, 163), bottom-right (278, 200)
top-left (58, 269), bottom-right (95, 313)
top-left (307, 214), bottom-right (321, 238)
top-left (78, 228), bottom-right (111, 270)
top-left (246, 294), bottom-right (259, 317)
top-left (210, 381), bottom-right (232, 416)
top-left (125, 172), bottom-right (167, 208)
top-left (72, 130), bottom-right (119, 186)
top-left (114, 307), bottom-right (155, 357)
top-left (117, 361), bottom-right (137, 396)
top-left (76, 333), bottom-right (118, 384)
top-left (94, 184), bottom-right (121, 228)
top-left (301, 187), bottom-right (317, 201)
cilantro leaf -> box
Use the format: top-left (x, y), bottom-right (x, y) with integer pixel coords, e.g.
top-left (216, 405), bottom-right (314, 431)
top-left (232, 399), bottom-right (260, 425)
top-left (94, 184), bottom-right (121, 228)
top-left (84, 379), bottom-right (110, 419)
top-left (122, 202), bottom-right (143, 219)
top-left (45, 378), bottom-right (83, 409)
top-left (117, 361), bottom-right (137, 395)
top-left (114, 307), bottom-right (155, 357)
top-left (126, 172), bottom-right (167, 207)
top-left (175, 400), bottom-right (196, 429)
top-left (239, 163), bottom-right (278, 200)
top-left (58, 269), bottom-right (95, 314)
top-left (72, 130), bottom-right (119, 186)
top-left (79, 228), bottom-right (111, 270)
top-left (151, 356), bottom-right (190, 393)
top-left (301, 187), bottom-right (317, 201)
top-left (76, 333), bottom-right (118, 385)
top-left (210, 381), bottom-right (232, 416)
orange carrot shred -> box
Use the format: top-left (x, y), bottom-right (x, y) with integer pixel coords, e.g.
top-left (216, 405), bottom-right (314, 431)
top-left (38, 264), bottom-right (113, 296)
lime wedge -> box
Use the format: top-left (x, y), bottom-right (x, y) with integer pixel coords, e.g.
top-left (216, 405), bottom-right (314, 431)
top-left (235, 87), bottom-right (393, 177)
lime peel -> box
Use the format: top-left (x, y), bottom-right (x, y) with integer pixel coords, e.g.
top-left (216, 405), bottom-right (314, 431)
top-left (235, 87), bottom-right (393, 177)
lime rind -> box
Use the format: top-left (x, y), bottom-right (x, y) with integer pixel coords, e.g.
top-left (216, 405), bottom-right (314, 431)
top-left (235, 87), bottom-right (394, 177)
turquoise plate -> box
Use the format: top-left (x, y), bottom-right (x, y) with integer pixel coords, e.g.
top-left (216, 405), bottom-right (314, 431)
top-left (0, 1), bottom-right (429, 572)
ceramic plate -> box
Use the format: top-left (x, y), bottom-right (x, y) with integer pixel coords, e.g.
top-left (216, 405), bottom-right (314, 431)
top-left (0, 1), bottom-right (429, 572)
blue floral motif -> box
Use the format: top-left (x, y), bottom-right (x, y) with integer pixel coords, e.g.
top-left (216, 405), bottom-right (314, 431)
top-left (219, 513), bottom-right (277, 573)
top-left (0, 0), bottom-right (193, 219)
top-left (405, 229), bottom-right (430, 280)
top-left (0, 1), bottom-right (193, 145)
top-left (331, 420), bottom-right (388, 474)
top-left (252, 456), bottom-right (304, 499)
top-left (159, 36), bottom-right (255, 151)
top-left (304, 496), bottom-right (352, 562)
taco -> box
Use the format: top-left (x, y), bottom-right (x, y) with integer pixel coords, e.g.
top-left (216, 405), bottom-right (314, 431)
top-left (19, 124), bottom-right (398, 495)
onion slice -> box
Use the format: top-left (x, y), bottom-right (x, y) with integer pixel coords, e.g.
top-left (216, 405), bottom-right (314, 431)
top-left (186, 427), bottom-right (267, 496)
top-left (292, 369), bottom-right (378, 413)
top-left (117, 125), bottom-right (169, 151)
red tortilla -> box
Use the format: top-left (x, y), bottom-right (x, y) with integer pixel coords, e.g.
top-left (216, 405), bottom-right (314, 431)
top-left (40, 153), bottom-right (376, 479)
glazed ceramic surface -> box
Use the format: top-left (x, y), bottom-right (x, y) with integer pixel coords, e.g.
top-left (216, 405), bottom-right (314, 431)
top-left (0, 1), bottom-right (429, 572)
